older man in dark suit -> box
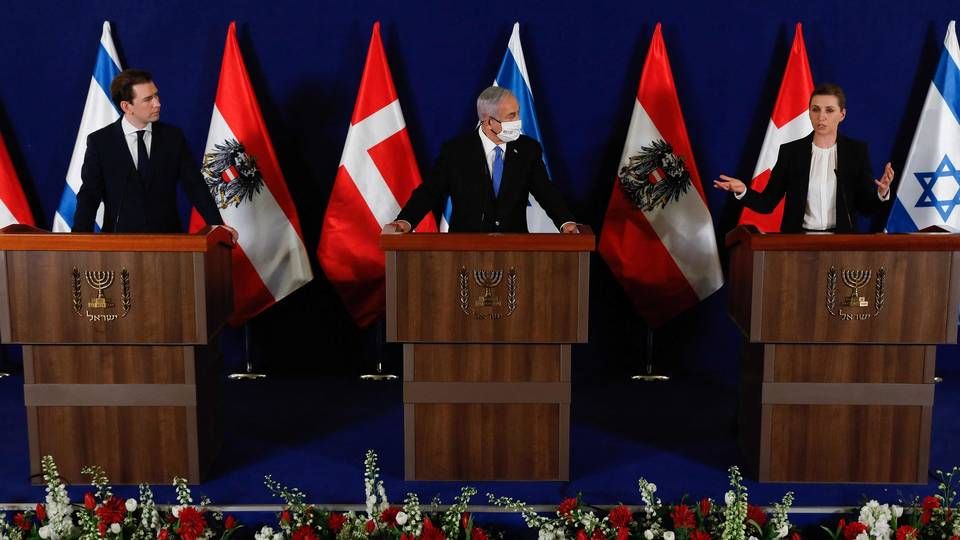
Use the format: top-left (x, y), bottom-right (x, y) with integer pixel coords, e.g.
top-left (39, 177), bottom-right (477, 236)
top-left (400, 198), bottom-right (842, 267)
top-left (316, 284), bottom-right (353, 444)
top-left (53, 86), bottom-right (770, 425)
top-left (73, 69), bottom-right (236, 239)
top-left (389, 86), bottom-right (577, 233)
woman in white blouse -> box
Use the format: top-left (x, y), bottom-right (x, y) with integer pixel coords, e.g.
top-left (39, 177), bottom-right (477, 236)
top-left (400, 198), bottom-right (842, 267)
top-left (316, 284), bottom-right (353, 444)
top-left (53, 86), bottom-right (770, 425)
top-left (714, 84), bottom-right (895, 233)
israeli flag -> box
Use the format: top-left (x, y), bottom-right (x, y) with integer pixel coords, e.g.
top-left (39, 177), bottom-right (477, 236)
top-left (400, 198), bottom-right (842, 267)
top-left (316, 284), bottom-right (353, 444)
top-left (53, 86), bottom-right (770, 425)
top-left (441, 22), bottom-right (558, 232)
top-left (886, 21), bottom-right (960, 232)
top-left (52, 21), bottom-right (122, 232)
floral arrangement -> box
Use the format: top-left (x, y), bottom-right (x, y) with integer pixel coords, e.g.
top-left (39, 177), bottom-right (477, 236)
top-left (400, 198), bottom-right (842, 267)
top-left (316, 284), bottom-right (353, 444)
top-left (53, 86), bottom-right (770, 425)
top-left (0, 456), bottom-right (238, 540)
top-left (488, 467), bottom-right (795, 540)
top-left (822, 467), bottom-right (960, 540)
top-left (3, 455), bottom-right (960, 540)
top-left (254, 450), bottom-right (491, 540)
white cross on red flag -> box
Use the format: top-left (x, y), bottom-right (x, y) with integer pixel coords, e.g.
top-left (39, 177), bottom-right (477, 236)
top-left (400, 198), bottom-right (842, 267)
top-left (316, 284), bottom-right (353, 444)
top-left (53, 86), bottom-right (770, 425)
top-left (318, 22), bottom-right (436, 327)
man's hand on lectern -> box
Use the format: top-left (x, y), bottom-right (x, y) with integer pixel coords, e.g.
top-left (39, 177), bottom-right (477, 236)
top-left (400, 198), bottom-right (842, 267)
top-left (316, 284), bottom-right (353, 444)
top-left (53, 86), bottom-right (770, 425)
top-left (384, 220), bottom-right (411, 234)
top-left (561, 222), bottom-right (579, 234)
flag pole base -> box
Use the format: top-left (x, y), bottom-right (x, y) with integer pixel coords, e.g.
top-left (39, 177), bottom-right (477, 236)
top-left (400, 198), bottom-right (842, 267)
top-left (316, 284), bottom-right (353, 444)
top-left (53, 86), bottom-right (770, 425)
top-left (631, 374), bottom-right (670, 382)
top-left (228, 372), bottom-right (266, 380)
top-left (360, 373), bottom-right (398, 381)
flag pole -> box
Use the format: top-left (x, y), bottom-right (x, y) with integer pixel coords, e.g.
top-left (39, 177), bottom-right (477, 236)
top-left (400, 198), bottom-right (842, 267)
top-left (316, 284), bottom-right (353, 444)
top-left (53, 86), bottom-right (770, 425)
top-left (631, 327), bottom-right (670, 382)
top-left (228, 322), bottom-right (266, 380)
top-left (361, 318), bottom-right (397, 381)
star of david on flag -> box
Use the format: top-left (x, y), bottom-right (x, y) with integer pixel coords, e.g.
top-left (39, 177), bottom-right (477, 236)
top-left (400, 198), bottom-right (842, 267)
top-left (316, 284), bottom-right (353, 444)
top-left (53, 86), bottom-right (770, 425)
top-left (887, 21), bottom-right (960, 232)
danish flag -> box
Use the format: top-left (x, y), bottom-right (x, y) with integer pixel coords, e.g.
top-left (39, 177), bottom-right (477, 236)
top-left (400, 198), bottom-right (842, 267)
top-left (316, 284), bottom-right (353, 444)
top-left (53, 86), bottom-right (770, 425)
top-left (317, 22), bottom-right (436, 327)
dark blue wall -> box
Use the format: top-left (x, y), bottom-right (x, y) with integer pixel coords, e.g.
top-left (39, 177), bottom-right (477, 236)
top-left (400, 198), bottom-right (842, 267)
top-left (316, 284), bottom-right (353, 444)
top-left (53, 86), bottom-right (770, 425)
top-left (0, 1), bottom-right (955, 370)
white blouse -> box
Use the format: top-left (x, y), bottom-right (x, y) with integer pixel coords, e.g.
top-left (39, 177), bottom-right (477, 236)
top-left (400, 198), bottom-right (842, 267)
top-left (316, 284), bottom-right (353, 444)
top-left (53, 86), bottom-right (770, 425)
top-left (802, 143), bottom-right (838, 231)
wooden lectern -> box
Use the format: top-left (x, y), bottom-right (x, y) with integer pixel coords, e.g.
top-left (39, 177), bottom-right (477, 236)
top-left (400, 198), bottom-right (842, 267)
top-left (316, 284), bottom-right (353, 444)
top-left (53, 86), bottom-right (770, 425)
top-left (727, 226), bottom-right (960, 483)
top-left (0, 225), bottom-right (232, 484)
top-left (382, 229), bottom-right (594, 481)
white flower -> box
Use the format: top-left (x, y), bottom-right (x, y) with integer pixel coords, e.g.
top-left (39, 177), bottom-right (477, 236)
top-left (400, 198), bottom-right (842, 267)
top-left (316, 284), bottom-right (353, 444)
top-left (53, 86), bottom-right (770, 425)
top-left (539, 531), bottom-right (556, 540)
top-left (254, 526), bottom-right (274, 540)
top-left (777, 525), bottom-right (789, 539)
top-left (749, 536), bottom-right (759, 540)
top-left (38, 526), bottom-right (51, 539)
top-left (172, 506), bottom-right (182, 518)
top-left (110, 524), bottom-right (122, 534)
top-left (125, 499), bottom-right (138, 512)
top-left (663, 531), bottom-right (675, 540)
top-left (725, 491), bottom-right (736, 505)
top-left (892, 506), bottom-right (903, 519)
top-left (856, 534), bottom-right (869, 540)
top-left (644, 530), bottom-right (655, 540)
top-left (273, 534), bottom-right (284, 540)
top-left (395, 511), bottom-right (408, 526)
top-left (648, 483), bottom-right (657, 493)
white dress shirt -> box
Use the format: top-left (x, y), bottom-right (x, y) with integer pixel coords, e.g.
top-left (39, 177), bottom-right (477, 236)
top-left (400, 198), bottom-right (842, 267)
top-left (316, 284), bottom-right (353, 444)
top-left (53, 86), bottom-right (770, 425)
top-left (803, 143), bottom-right (838, 231)
top-left (478, 126), bottom-right (506, 175)
top-left (121, 117), bottom-right (152, 165)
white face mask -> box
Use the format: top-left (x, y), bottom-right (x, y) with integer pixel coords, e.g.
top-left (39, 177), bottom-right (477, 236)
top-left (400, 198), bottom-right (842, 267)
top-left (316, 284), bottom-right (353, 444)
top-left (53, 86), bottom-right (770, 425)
top-left (495, 119), bottom-right (522, 142)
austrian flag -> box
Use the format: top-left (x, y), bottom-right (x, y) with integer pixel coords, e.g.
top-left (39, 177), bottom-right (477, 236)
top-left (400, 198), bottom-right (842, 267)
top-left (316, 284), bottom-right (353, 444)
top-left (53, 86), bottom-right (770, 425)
top-left (190, 22), bottom-right (313, 324)
top-left (599, 23), bottom-right (723, 327)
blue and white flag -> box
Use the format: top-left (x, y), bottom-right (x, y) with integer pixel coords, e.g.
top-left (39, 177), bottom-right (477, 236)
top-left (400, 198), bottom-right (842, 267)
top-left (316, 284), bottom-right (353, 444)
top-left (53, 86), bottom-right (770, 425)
top-left (441, 22), bottom-right (558, 232)
top-left (52, 21), bottom-right (122, 232)
top-left (887, 21), bottom-right (960, 232)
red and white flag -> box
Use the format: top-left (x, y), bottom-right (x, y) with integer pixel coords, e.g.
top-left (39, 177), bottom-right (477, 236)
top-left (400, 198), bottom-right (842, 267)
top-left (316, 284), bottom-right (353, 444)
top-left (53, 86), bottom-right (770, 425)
top-left (318, 22), bottom-right (436, 328)
top-left (0, 126), bottom-right (33, 227)
top-left (598, 23), bottom-right (722, 327)
top-left (739, 23), bottom-right (815, 232)
top-left (190, 22), bottom-right (313, 324)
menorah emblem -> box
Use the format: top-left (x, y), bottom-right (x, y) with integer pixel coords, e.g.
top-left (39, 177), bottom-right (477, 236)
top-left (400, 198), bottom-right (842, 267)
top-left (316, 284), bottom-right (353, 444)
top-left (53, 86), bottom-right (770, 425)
top-left (85, 271), bottom-right (115, 309)
top-left (474, 270), bottom-right (503, 307)
top-left (841, 269), bottom-right (871, 308)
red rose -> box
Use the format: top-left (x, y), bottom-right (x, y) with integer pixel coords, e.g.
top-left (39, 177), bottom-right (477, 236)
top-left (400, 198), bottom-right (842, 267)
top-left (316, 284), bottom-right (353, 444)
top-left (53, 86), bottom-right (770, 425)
top-left (176, 507), bottom-right (207, 540)
top-left (672, 504), bottom-right (696, 529)
top-left (746, 505), bottom-right (768, 528)
top-left (609, 505), bottom-right (632, 528)
top-left (691, 530), bottom-right (711, 540)
top-left (576, 529), bottom-right (589, 540)
top-left (328, 513), bottom-right (346, 534)
top-left (559, 498), bottom-right (579, 518)
top-left (379, 506), bottom-right (400, 527)
top-left (13, 513), bottom-right (31, 531)
top-left (36, 503), bottom-right (47, 522)
top-left (922, 496), bottom-right (941, 510)
top-left (617, 527), bottom-right (630, 540)
top-left (791, 532), bottom-right (802, 540)
top-left (843, 521), bottom-right (869, 540)
top-left (280, 510), bottom-right (292, 524)
top-left (96, 496), bottom-right (126, 525)
top-left (920, 510), bottom-right (932, 526)
top-left (699, 498), bottom-right (712, 517)
top-left (364, 519), bottom-right (376, 534)
top-left (461, 512), bottom-right (471, 530)
top-left (291, 525), bottom-right (318, 540)
top-left (98, 522), bottom-right (107, 537)
top-left (224, 515), bottom-right (236, 530)
top-left (473, 528), bottom-right (489, 540)
top-left (896, 525), bottom-right (918, 540)
top-left (157, 529), bottom-right (169, 540)
top-left (401, 534), bottom-right (413, 540)
top-left (84, 492), bottom-right (97, 511)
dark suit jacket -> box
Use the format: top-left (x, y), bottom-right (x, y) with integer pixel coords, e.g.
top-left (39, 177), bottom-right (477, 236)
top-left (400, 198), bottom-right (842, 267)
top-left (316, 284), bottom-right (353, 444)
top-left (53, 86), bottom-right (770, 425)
top-left (396, 131), bottom-right (575, 232)
top-left (73, 118), bottom-right (223, 233)
top-left (741, 133), bottom-right (889, 233)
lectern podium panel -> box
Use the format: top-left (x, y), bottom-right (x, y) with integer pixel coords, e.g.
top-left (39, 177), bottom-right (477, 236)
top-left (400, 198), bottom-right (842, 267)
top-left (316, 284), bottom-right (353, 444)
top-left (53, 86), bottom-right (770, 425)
top-left (727, 227), bottom-right (959, 483)
top-left (382, 231), bottom-right (593, 481)
top-left (0, 225), bottom-right (232, 484)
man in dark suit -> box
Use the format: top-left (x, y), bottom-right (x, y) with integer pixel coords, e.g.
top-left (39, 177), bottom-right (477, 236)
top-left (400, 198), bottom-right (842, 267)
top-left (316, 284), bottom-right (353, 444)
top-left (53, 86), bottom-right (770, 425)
top-left (388, 86), bottom-right (577, 233)
top-left (73, 69), bottom-right (236, 238)
top-left (714, 83), bottom-right (894, 233)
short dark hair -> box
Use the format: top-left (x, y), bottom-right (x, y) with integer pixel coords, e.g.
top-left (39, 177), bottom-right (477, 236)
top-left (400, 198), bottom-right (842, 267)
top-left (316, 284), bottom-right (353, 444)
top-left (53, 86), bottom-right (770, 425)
top-left (810, 83), bottom-right (846, 109)
top-left (110, 69), bottom-right (153, 108)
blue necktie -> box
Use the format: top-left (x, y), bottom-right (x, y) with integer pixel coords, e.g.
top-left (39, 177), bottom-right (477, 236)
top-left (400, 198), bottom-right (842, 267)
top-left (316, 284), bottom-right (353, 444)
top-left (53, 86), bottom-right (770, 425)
top-left (492, 146), bottom-right (504, 196)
